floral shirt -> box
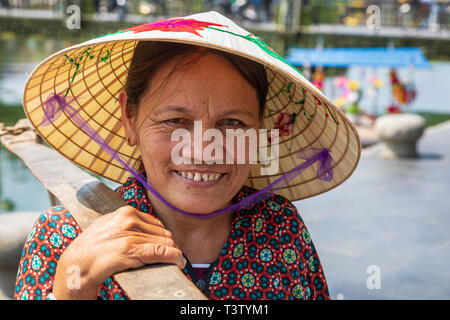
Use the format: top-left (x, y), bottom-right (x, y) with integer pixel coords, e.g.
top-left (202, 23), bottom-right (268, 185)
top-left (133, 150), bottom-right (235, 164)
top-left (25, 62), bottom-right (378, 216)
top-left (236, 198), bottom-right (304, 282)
top-left (14, 176), bottom-right (330, 300)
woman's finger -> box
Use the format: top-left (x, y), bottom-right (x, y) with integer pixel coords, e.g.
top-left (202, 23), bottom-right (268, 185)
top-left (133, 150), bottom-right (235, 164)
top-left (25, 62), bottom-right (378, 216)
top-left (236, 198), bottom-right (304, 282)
top-left (114, 206), bottom-right (164, 228)
top-left (133, 208), bottom-right (166, 228)
top-left (129, 233), bottom-right (177, 248)
top-left (135, 243), bottom-right (186, 269)
top-left (124, 218), bottom-right (172, 238)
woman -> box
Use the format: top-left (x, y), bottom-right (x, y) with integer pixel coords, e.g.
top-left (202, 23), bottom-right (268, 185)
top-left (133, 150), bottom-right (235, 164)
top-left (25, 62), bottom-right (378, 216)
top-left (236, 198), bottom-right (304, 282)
top-left (15, 12), bottom-right (360, 300)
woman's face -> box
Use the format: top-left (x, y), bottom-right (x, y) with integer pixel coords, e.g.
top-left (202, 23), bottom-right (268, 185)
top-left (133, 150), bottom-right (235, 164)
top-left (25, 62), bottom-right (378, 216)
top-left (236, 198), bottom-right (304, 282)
top-left (121, 52), bottom-right (261, 214)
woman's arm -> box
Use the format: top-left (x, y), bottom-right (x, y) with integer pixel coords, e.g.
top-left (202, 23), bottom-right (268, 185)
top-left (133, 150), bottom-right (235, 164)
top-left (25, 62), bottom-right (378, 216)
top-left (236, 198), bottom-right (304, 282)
top-left (14, 206), bottom-right (82, 300)
top-left (14, 205), bottom-right (185, 300)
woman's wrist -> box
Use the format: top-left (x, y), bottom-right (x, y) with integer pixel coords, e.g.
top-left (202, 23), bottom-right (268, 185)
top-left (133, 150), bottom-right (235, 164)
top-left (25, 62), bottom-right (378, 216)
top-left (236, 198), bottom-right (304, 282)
top-left (53, 247), bottom-right (100, 300)
top-left (52, 280), bottom-right (99, 300)
top-left (53, 265), bottom-right (100, 300)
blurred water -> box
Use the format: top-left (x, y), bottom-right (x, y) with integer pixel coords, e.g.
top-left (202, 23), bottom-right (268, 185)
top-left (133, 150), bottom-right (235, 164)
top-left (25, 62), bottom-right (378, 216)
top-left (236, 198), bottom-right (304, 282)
top-left (0, 37), bottom-right (73, 106)
top-left (0, 145), bottom-right (51, 214)
top-left (0, 144), bottom-right (120, 214)
top-left (0, 62), bottom-right (36, 106)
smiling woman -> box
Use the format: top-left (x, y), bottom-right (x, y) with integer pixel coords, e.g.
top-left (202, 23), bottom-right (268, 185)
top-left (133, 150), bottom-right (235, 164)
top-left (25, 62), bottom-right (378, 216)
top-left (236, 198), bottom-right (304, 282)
top-left (14, 11), bottom-right (361, 300)
top-left (119, 41), bottom-right (266, 217)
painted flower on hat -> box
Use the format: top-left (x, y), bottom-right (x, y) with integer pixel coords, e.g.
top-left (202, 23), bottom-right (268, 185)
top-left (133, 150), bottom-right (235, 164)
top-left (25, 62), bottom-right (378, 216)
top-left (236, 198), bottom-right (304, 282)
top-left (123, 18), bottom-right (226, 38)
top-left (274, 112), bottom-right (296, 138)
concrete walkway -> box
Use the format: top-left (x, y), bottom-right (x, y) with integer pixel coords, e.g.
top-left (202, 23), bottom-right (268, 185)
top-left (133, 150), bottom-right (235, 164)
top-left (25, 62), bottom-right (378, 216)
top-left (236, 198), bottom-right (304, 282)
top-left (295, 120), bottom-right (450, 299)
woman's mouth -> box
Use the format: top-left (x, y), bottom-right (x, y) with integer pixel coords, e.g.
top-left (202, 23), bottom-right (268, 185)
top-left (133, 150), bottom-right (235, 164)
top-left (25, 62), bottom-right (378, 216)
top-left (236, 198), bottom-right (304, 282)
top-left (173, 170), bottom-right (225, 183)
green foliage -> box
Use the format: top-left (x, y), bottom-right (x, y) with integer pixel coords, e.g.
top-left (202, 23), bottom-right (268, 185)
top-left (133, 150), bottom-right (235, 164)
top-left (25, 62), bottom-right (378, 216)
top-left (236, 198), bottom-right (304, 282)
top-left (417, 112), bottom-right (450, 128)
top-left (0, 105), bottom-right (26, 126)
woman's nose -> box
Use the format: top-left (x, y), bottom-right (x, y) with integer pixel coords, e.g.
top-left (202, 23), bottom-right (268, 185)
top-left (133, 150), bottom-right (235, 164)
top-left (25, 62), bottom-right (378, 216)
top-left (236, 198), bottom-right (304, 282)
top-left (190, 121), bottom-right (224, 165)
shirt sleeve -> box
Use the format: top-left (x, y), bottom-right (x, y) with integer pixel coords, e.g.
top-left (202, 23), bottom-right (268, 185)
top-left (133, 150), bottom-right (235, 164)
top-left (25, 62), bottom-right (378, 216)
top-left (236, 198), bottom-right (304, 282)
top-left (14, 206), bottom-right (129, 300)
top-left (277, 200), bottom-right (330, 300)
top-left (14, 206), bottom-right (82, 300)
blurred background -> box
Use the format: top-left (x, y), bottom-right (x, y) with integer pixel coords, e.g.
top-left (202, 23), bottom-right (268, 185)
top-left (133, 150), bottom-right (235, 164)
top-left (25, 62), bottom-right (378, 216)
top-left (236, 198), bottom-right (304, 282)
top-left (0, 0), bottom-right (449, 300)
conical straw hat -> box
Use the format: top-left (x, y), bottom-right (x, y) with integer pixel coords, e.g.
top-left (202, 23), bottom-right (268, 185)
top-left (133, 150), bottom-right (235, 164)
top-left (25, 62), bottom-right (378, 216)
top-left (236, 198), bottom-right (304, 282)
top-left (22, 11), bottom-right (361, 202)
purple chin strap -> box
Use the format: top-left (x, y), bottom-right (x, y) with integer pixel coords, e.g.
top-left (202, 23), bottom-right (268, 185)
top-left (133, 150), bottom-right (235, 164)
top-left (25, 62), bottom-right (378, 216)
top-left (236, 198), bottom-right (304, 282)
top-left (41, 93), bottom-right (334, 220)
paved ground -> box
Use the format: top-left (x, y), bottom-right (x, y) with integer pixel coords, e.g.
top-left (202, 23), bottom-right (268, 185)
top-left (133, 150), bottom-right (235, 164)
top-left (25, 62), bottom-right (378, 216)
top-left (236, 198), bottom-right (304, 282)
top-left (295, 120), bottom-right (450, 299)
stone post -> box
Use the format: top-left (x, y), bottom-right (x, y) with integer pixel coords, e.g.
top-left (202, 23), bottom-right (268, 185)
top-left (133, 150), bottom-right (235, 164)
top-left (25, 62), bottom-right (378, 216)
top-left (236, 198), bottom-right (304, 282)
top-left (374, 113), bottom-right (426, 158)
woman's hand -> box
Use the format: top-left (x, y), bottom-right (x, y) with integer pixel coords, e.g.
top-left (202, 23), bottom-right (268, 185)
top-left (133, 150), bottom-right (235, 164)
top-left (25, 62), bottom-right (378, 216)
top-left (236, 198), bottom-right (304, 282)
top-left (53, 206), bottom-right (185, 300)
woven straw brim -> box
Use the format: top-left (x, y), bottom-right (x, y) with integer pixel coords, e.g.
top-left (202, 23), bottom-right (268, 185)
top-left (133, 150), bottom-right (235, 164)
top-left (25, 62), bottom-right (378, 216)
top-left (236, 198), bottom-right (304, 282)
top-left (23, 16), bottom-right (361, 202)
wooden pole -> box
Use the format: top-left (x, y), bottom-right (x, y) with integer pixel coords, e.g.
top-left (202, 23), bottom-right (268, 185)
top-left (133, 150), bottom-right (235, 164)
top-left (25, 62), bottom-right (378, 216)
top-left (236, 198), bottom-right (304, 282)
top-left (0, 119), bottom-right (207, 300)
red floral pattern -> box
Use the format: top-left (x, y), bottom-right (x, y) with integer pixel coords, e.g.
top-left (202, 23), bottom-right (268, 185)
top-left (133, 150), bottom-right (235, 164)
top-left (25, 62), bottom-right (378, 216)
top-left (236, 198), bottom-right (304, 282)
top-left (274, 112), bottom-right (295, 138)
top-left (14, 176), bottom-right (329, 300)
top-left (123, 18), bottom-right (226, 38)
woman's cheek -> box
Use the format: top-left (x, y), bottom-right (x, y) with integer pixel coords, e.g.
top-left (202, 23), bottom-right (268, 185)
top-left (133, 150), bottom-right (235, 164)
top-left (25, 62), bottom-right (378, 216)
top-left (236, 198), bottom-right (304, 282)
top-left (138, 131), bottom-right (173, 175)
top-left (139, 127), bottom-right (173, 151)
top-left (235, 164), bottom-right (251, 184)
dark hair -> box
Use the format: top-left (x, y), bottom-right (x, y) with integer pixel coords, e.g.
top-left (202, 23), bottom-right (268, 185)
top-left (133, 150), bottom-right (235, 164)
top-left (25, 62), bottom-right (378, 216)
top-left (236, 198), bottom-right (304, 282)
top-left (124, 41), bottom-right (268, 118)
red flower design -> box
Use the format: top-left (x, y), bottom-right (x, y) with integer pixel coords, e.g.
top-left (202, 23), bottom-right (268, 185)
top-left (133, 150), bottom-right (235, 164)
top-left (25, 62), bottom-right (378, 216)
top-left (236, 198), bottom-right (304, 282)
top-left (314, 95), bottom-right (322, 105)
top-left (274, 112), bottom-right (295, 137)
top-left (123, 18), bottom-right (227, 38)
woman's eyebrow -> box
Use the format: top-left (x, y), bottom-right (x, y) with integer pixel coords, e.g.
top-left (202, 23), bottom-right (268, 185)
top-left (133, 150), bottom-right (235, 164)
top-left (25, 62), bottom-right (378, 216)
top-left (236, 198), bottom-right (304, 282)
top-left (220, 109), bottom-right (257, 118)
top-left (154, 105), bottom-right (191, 115)
top-left (155, 105), bottom-right (256, 118)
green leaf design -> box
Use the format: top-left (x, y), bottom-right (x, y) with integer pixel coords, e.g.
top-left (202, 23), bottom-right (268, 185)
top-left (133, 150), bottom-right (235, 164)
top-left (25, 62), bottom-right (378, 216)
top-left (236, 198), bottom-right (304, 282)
top-left (205, 27), bottom-right (303, 77)
top-left (100, 50), bottom-right (112, 63)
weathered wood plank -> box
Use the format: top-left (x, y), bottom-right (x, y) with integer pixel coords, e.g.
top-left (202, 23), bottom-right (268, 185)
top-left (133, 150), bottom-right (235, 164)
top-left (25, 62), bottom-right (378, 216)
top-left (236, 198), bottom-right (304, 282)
top-left (0, 119), bottom-right (207, 300)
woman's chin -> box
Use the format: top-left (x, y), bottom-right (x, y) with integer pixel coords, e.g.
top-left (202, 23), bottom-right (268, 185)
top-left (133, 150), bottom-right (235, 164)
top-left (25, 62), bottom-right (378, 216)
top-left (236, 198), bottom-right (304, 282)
top-left (170, 198), bottom-right (229, 215)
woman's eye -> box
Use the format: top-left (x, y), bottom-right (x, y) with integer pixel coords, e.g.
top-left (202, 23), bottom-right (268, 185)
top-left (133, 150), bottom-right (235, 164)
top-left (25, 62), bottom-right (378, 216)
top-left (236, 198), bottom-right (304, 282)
top-left (164, 118), bottom-right (185, 125)
top-left (220, 119), bottom-right (245, 127)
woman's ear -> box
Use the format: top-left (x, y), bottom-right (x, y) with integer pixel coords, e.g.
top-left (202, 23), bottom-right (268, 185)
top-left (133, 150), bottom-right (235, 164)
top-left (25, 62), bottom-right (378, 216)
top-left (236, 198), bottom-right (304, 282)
top-left (119, 90), bottom-right (139, 146)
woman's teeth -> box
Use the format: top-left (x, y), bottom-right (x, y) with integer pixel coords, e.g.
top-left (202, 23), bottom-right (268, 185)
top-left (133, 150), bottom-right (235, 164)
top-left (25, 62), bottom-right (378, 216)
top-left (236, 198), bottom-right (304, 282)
top-left (176, 171), bottom-right (222, 182)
